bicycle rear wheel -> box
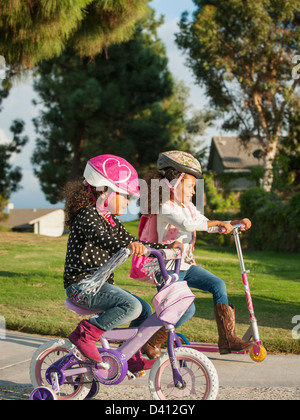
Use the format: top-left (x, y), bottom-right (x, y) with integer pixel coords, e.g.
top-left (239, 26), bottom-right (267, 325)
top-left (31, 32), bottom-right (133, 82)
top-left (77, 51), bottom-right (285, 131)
top-left (149, 347), bottom-right (219, 400)
top-left (30, 339), bottom-right (93, 400)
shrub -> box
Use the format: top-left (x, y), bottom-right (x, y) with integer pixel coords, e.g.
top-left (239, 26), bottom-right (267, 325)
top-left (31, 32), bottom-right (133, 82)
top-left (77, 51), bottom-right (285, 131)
top-left (240, 188), bottom-right (300, 252)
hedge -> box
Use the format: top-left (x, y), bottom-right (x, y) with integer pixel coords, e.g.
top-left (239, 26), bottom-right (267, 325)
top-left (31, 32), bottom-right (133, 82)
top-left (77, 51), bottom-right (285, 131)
top-left (239, 188), bottom-right (300, 252)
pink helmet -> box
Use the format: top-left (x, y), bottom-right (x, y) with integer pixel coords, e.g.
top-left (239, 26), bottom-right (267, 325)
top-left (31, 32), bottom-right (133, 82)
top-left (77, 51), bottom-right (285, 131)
top-left (83, 154), bottom-right (140, 197)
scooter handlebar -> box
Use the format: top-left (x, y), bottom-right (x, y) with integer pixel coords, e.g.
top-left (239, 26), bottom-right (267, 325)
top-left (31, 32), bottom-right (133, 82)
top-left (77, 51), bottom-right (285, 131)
top-left (210, 223), bottom-right (246, 234)
top-left (217, 223), bottom-right (246, 233)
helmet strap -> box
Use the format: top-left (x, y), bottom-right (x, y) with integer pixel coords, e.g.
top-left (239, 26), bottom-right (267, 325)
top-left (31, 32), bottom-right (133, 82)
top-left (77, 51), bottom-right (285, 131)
top-left (84, 180), bottom-right (97, 203)
top-left (104, 191), bottom-right (116, 208)
top-left (84, 180), bottom-right (116, 227)
top-left (163, 172), bottom-right (185, 205)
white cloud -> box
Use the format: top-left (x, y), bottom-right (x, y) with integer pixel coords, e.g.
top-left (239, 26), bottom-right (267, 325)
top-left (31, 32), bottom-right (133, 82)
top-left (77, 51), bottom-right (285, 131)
top-left (0, 128), bottom-right (10, 144)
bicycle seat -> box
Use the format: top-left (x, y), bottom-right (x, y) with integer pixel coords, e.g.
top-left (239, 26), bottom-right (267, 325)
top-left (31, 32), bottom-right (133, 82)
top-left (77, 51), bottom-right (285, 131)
top-left (64, 298), bottom-right (103, 316)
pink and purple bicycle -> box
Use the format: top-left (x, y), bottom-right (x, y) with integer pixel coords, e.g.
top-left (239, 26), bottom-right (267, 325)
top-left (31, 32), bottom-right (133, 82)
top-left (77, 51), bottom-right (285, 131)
top-left (30, 247), bottom-right (219, 401)
top-left (29, 224), bottom-right (266, 400)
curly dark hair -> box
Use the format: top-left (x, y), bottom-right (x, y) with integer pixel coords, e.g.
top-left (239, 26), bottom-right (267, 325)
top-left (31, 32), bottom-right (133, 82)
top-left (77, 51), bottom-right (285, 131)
top-left (64, 179), bottom-right (107, 229)
top-left (139, 167), bottom-right (182, 215)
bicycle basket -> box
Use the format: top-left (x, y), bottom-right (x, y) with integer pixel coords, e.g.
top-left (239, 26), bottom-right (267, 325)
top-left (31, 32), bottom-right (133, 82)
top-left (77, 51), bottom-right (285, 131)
top-left (152, 281), bottom-right (195, 325)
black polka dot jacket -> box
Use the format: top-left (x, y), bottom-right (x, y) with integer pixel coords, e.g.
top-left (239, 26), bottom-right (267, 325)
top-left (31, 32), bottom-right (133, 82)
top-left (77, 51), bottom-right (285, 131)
top-left (63, 206), bottom-right (168, 289)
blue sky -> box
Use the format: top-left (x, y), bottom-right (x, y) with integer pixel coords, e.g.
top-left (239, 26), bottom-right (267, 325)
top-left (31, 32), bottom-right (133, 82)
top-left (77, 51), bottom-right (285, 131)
top-left (151, 0), bottom-right (195, 20)
top-left (0, 1), bottom-right (222, 210)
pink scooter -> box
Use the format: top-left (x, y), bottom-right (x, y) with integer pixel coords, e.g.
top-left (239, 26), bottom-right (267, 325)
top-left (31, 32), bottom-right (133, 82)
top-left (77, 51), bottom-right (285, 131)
top-left (177, 224), bottom-right (267, 363)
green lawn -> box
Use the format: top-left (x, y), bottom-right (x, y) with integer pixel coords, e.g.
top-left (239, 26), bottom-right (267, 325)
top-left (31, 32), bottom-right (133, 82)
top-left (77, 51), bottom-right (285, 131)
top-left (0, 223), bottom-right (299, 354)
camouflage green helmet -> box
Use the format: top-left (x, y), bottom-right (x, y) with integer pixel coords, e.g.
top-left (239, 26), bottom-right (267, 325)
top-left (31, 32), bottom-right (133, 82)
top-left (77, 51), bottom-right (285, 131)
top-left (157, 150), bottom-right (202, 179)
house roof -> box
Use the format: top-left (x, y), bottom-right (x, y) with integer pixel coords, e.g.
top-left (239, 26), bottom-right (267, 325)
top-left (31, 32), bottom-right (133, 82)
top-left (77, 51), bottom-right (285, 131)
top-left (1, 208), bottom-right (64, 229)
top-left (207, 136), bottom-right (265, 172)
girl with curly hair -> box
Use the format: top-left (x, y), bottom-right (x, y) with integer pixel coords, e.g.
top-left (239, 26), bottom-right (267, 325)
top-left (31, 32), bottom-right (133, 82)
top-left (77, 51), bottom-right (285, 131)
top-left (63, 154), bottom-right (180, 373)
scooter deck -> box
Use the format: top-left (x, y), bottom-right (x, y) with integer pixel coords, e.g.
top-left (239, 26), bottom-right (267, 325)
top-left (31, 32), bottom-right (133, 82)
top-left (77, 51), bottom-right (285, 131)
top-left (182, 342), bottom-right (249, 355)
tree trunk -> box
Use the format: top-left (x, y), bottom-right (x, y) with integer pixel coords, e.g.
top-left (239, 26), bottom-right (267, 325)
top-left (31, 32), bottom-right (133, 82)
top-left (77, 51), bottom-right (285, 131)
top-left (260, 140), bottom-right (278, 192)
top-left (69, 123), bottom-right (85, 181)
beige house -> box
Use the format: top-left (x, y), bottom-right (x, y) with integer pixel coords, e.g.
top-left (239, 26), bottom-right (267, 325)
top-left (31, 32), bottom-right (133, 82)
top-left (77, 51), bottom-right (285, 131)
top-left (1, 205), bottom-right (65, 237)
top-left (207, 136), bottom-right (265, 191)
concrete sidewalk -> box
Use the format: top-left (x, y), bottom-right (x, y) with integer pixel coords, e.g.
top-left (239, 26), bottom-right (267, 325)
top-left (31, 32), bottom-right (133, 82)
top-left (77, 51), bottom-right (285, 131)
top-left (0, 331), bottom-right (299, 400)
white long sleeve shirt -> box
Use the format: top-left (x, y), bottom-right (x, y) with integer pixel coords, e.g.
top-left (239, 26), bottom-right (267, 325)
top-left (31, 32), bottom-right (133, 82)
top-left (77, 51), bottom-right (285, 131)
top-left (157, 201), bottom-right (209, 271)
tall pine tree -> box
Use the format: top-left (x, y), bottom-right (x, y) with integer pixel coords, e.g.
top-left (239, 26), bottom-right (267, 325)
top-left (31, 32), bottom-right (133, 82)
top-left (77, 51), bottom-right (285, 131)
top-left (32, 11), bottom-right (212, 204)
top-left (0, 0), bottom-right (149, 69)
top-left (0, 2), bottom-right (214, 209)
top-left (0, 120), bottom-right (28, 219)
top-left (0, 0), bottom-right (151, 213)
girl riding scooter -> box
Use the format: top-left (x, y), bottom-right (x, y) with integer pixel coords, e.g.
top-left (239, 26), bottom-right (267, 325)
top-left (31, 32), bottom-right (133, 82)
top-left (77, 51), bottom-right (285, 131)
top-left (134, 151), bottom-right (254, 358)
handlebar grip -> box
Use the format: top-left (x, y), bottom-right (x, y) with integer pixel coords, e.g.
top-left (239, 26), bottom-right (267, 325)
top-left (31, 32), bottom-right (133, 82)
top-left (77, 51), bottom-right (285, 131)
top-left (232, 223), bottom-right (246, 230)
top-left (209, 223), bottom-right (246, 234)
top-left (143, 247), bottom-right (152, 257)
top-left (146, 247), bottom-right (182, 280)
top-left (144, 247), bottom-right (182, 259)
top-left (208, 226), bottom-right (227, 234)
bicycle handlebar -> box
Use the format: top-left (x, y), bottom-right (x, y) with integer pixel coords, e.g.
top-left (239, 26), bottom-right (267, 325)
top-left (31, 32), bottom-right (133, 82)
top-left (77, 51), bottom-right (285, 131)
top-left (140, 224), bottom-right (246, 279)
top-left (130, 224), bottom-right (247, 281)
top-left (144, 247), bottom-right (182, 281)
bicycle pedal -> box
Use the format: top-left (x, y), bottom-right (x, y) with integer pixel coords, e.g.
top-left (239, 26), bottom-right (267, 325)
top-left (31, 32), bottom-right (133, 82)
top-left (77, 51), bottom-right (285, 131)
top-left (127, 371), bottom-right (136, 381)
top-left (97, 361), bottom-right (110, 370)
top-left (73, 348), bottom-right (88, 362)
top-left (134, 370), bottom-right (146, 378)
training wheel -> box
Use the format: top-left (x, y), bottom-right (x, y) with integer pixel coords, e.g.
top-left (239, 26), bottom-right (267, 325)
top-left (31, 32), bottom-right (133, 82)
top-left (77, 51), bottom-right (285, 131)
top-left (85, 380), bottom-right (100, 400)
top-left (74, 376), bottom-right (100, 400)
top-left (30, 387), bottom-right (57, 401)
top-left (249, 345), bottom-right (267, 363)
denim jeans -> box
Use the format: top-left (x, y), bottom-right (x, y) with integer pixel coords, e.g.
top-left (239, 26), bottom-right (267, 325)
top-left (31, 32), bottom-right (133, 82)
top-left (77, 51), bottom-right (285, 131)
top-left (66, 264), bottom-right (228, 332)
top-left (66, 282), bottom-right (152, 331)
top-left (156, 264), bottom-right (229, 328)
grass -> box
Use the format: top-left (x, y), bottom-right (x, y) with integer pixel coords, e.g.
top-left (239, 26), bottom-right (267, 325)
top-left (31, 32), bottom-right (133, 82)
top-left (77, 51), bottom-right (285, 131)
top-left (0, 222), bottom-right (299, 354)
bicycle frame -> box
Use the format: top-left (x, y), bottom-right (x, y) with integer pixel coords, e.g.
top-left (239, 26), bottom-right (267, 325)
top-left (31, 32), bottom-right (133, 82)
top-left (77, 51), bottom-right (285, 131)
top-left (44, 247), bottom-right (187, 393)
top-left (43, 315), bottom-right (187, 392)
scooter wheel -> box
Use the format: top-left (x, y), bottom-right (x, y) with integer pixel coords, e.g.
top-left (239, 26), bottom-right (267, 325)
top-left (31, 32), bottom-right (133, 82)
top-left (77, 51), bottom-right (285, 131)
top-left (249, 345), bottom-right (267, 363)
top-left (30, 387), bottom-right (57, 400)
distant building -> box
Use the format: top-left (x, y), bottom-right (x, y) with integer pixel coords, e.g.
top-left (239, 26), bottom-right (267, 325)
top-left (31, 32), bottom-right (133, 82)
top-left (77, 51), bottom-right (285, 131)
top-left (207, 136), bottom-right (265, 191)
top-left (1, 204), bottom-right (65, 237)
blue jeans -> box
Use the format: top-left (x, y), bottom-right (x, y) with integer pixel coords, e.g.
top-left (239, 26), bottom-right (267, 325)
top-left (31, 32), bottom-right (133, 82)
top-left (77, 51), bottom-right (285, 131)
top-left (66, 282), bottom-right (152, 331)
top-left (156, 265), bottom-right (229, 328)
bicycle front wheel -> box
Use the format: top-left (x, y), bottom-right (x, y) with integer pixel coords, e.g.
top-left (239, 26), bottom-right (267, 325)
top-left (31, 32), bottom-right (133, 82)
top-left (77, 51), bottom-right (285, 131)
top-left (149, 347), bottom-right (219, 400)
